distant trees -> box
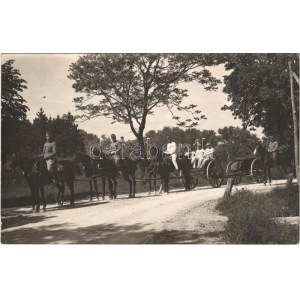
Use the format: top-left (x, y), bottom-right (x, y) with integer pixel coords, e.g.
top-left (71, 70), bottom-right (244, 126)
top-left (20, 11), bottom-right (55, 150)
top-left (144, 126), bottom-right (259, 164)
top-left (215, 126), bottom-right (259, 161)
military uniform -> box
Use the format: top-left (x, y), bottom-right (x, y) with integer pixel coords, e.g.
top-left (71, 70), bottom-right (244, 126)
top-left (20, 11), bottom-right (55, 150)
top-left (42, 141), bottom-right (57, 173)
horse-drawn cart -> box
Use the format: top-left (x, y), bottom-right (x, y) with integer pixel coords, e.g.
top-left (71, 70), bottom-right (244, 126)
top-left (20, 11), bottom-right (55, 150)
top-left (225, 157), bottom-right (264, 185)
top-left (178, 158), bottom-right (225, 189)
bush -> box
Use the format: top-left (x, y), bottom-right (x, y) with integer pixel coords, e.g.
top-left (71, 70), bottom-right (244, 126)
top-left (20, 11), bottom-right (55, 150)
top-left (216, 186), bottom-right (299, 244)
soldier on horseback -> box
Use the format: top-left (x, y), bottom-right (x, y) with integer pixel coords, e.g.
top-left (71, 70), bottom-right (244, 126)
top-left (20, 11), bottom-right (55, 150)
top-left (164, 136), bottom-right (179, 175)
top-left (267, 136), bottom-right (279, 167)
top-left (108, 134), bottom-right (123, 174)
top-left (40, 131), bottom-right (58, 182)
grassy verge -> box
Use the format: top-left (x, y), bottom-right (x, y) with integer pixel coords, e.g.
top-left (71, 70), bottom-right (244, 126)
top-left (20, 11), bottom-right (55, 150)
top-left (216, 185), bottom-right (299, 244)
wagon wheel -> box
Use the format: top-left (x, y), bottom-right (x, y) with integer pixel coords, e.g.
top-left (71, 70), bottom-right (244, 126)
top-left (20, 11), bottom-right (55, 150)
top-left (206, 160), bottom-right (224, 188)
top-left (226, 161), bottom-right (242, 185)
top-left (251, 158), bottom-right (263, 183)
top-left (181, 175), bottom-right (198, 190)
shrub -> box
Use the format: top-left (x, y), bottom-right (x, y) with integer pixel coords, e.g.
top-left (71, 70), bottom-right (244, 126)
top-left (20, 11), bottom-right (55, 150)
top-left (216, 186), bottom-right (299, 244)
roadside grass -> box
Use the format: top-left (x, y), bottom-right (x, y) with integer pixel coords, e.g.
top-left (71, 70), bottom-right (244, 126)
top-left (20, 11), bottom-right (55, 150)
top-left (216, 185), bottom-right (299, 244)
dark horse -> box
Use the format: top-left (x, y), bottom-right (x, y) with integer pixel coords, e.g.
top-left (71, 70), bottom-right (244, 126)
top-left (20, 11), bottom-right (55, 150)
top-left (254, 143), bottom-right (294, 185)
top-left (138, 148), bottom-right (192, 194)
top-left (87, 151), bottom-right (137, 198)
top-left (6, 154), bottom-right (47, 212)
top-left (74, 152), bottom-right (116, 200)
top-left (54, 159), bottom-right (81, 207)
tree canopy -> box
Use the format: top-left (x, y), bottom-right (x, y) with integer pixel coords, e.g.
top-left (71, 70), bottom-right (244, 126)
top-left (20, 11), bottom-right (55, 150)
top-left (68, 54), bottom-right (221, 150)
top-left (220, 53), bottom-right (299, 145)
top-left (1, 60), bottom-right (29, 120)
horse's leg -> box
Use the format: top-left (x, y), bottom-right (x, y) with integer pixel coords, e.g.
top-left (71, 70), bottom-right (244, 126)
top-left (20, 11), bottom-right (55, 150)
top-left (101, 178), bottom-right (105, 200)
top-left (149, 177), bottom-right (151, 195)
top-left (40, 182), bottom-right (46, 211)
top-left (107, 178), bottom-right (113, 199)
top-left (61, 181), bottom-right (65, 206)
top-left (29, 183), bottom-right (35, 211)
top-left (132, 174), bottom-right (136, 198)
top-left (93, 179), bottom-right (99, 200)
top-left (89, 180), bottom-right (93, 201)
top-left (113, 177), bottom-right (117, 199)
top-left (154, 170), bottom-right (157, 194)
top-left (67, 181), bottom-right (75, 206)
top-left (35, 184), bottom-right (40, 212)
top-left (56, 182), bottom-right (62, 206)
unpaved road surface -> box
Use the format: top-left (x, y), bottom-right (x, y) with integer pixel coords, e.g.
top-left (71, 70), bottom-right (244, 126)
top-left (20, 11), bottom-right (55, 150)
top-left (1, 180), bottom-right (289, 244)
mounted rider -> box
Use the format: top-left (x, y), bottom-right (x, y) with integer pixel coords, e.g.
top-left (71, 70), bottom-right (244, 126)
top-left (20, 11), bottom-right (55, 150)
top-left (195, 144), bottom-right (205, 169)
top-left (108, 134), bottom-right (123, 173)
top-left (164, 136), bottom-right (179, 174)
top-left (199, 142), bottom-right (214, 168)
top-left (267, 135), bottom-right (279, 166)
top-left (40, 131), bottom-right (57, 181)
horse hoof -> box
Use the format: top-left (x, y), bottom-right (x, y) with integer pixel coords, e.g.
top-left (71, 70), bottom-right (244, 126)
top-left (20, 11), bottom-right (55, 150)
top-left (41, 208), bottom-right (47, 212)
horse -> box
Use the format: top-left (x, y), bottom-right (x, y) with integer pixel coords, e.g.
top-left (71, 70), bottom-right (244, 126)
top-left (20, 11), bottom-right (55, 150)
top-left (91, 151), bottom-right (136, 198)
top-left (54, 159), bottom-right (81, 207)
top-left (6, 154), bottom-right (47, 212)
top-left (73, 152), bottom-right (115, 200)
top-left (138, 148), bottom-right (192, 194)
top-left (253, 143), bottom-right (294, 185)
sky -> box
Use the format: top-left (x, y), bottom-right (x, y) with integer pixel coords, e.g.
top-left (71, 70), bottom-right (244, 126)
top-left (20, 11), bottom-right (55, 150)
top-left (2, 54), bottom-right (264, 140)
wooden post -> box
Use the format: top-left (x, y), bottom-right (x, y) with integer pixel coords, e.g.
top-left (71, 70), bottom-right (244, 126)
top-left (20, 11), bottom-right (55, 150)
top-left (223, 177), bottom-right (234, 201)
top-left (288, 61), bottom-right (299, 184)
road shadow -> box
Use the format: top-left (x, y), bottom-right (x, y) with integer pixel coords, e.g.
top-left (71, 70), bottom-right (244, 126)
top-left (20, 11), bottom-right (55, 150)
top-left (1, 214), bottom-right (56, 230)
top-left (1, 221), bottom-right (225, 244)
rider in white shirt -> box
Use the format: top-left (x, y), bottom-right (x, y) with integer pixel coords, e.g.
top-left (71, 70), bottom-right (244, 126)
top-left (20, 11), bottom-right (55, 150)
top-left (199, 143), bottom-right (214, 168)
top-left (195, 145), bottom-right (205, 168)
top-left (165, 136), bottom-right (179, 172)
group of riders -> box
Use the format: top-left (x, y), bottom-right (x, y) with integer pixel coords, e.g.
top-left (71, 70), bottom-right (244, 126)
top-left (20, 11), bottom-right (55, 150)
top-left (41, 131), bottom-right (281, 183)
top-left (41, 132), bottom-right (219, 182)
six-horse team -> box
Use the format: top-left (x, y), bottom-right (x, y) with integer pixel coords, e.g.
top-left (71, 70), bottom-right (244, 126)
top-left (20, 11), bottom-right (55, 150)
top-left (6, 131), bottom-right (294, 212)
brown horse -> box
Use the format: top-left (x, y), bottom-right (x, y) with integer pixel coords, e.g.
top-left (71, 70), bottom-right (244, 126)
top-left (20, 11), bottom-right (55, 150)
top-left (6, 154), bottom-right (47, 212)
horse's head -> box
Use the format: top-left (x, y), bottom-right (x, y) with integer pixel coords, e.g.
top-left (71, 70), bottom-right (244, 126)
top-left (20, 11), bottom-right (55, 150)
top-left (5, 154), bottom-right (18, 172)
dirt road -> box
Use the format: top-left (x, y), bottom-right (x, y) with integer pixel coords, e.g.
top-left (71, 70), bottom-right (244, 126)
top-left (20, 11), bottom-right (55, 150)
top-left (1, 180), bottom-right (288, 244)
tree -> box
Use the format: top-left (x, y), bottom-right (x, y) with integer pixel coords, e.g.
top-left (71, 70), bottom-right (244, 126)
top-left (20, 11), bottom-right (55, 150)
top-left (68, 54), bottom-right (220, 154)
top-left (50, 112), bottom-right (84, 157)
top-left (1, 60), bottom-right (29, 159)
top-left (220, 54), bottom-right (299, 145)
top-left (219, 54), bottom-right (299, 182)
top-left (215, 126), bottom-right (259, 162)
top-left (1, 60), bottom-right (29, 120)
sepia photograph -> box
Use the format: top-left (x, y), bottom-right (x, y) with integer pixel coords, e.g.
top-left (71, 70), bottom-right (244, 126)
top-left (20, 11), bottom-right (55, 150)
top-left (1, 53), bottom-right (299, 244)
top-left (1, 1), bottom-right (300, 300)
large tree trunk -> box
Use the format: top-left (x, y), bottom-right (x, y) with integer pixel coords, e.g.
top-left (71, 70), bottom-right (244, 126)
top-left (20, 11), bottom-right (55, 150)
top-left (288, 61), bottom-right (299, 184)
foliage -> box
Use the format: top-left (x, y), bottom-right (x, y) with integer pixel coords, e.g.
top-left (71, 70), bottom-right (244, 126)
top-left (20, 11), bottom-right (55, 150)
top-left (215, 126), bottom-right (259, 161)
top-left (68, 54), bottom-right (221, 148)
top-left (216, 186), bottom-right (299, 244)
top-left (1, 60), bottom-right (30, 159)
top-left (220, 53), bottom-right (299, 145)
top-left (1, 60), bottom-right (29, 120)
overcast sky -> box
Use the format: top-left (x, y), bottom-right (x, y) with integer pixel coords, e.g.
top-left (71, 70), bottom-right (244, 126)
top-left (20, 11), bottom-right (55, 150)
top-left (2, 54), bottom-right (264, 140)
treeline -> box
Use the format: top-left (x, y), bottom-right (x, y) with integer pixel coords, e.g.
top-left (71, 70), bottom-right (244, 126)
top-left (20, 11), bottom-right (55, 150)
top-left (145, 126), bottom-right (260, 162)
top-left (2, 108), bottom-right (99, 160)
